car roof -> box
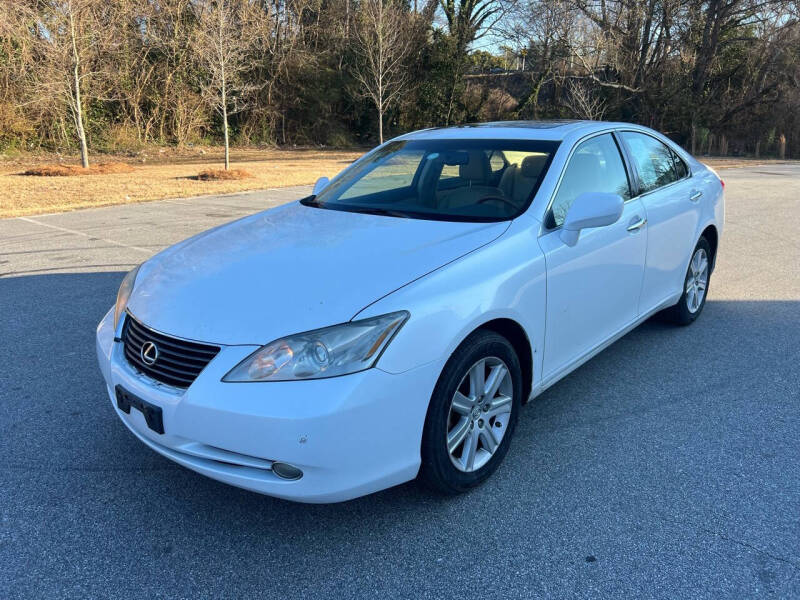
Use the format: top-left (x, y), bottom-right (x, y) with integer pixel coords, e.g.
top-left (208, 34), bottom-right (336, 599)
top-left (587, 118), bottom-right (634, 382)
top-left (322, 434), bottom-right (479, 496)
top-left (396, 120), bottom-right (643, 142)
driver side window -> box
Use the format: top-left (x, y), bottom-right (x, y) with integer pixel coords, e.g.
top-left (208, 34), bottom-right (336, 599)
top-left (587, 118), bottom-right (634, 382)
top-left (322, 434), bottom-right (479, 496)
top-left (550, 134), bottom-right (631, 227)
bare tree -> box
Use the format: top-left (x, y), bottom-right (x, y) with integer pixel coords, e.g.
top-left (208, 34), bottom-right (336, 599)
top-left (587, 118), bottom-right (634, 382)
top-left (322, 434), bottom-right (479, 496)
top-left (194, 0), bottom-right (261, 170)
top-left (500, 0), bottom-right (577, 117)
top-left (10, 0), bottom-right (114, 167)
top-left (351, 0), bottom-right (415, 143)
top-left (563, 78), bottom-right (606, 120)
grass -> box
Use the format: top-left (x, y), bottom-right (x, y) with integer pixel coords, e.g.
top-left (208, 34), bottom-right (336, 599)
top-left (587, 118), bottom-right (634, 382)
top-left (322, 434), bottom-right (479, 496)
top-left (700, 157), bottom-right (790, 169)
top-left (0, 147), bottom-right (363, 218)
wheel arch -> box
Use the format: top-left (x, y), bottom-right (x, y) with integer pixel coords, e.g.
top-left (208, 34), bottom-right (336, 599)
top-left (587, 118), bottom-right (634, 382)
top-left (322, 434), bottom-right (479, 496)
top-left (474, 318), bottom-right (534, 403)
top-left (700, 224), bottom-right (719, 273)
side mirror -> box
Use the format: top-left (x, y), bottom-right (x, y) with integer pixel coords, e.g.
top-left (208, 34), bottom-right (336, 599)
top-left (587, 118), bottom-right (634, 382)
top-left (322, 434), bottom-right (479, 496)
top-left (312, 176), bottom-right (330, 196)
top-left (559, 192), bottom-right (623, 247)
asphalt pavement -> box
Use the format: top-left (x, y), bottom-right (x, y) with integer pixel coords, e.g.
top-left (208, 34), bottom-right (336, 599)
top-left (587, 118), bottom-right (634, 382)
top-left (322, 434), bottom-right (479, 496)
top-left (1, 166), bottom-right (799, 599)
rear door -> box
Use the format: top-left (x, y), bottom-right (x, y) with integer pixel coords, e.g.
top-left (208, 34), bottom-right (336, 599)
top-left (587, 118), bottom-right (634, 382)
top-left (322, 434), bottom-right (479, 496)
top-left (538, 132), bottom-right (648, 381)
top-left (619, 131), bottom-right (700, 313)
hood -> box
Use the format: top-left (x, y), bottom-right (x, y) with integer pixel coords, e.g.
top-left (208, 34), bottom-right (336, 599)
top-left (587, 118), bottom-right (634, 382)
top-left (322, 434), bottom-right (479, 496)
top-left (127, 202), bottom-right (509, 345)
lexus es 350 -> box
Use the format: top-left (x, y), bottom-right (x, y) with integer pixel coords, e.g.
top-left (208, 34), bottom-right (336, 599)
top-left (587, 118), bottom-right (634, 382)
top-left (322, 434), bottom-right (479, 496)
top-left (96, 121), bottom-right (724, 502)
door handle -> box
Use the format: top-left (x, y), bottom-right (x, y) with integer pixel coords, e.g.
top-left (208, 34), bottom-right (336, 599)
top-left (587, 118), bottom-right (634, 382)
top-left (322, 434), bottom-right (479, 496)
top-left (627, 217), bottom-right (647, 232)
top-left (689, 190), bottom-right (703, 202)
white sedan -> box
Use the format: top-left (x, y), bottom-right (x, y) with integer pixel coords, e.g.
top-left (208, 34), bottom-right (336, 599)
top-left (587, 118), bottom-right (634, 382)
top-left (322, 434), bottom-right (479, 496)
top-left (96, 120), bottom-right (724, 502)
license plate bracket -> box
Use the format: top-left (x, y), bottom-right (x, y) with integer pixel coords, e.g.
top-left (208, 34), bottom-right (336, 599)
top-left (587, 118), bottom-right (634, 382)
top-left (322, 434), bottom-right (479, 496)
top-left (115, 385), bottom-right (165, 434)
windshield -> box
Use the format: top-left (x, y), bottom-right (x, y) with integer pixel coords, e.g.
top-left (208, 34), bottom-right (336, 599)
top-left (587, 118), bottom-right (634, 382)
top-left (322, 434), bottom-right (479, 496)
top-left (302, 139), bottom-right (560, 222)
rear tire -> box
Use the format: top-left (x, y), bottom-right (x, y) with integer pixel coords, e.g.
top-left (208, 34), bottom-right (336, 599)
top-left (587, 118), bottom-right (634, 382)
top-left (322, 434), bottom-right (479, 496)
top-left (662, 237), bottom-right (712, 325)
top-left (419, 330), bottom-right (522, 494)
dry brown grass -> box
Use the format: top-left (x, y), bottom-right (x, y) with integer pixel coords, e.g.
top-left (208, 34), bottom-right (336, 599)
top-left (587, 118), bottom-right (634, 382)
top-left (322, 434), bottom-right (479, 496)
top-left (22, 162), bottom-right (135, 177)
top-left (0, 147), bottom-right (363, 217)
top-left (700, 157), bottom-right (793, 169)
top-left (195, 168), bottom-right (252, 180)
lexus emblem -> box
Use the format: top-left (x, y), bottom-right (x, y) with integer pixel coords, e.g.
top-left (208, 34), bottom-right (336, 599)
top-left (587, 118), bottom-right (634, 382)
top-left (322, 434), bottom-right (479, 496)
top-left (140, 341), bottom-right (159, 365)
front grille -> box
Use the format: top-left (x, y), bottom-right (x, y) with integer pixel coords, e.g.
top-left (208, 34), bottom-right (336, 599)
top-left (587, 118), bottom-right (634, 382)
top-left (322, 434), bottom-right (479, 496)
top-left (121, 314), bottom-right (220, 388)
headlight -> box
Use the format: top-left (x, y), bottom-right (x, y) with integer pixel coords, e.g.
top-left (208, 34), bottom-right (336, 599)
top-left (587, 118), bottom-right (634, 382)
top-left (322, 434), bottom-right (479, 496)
top-left (222, 311), bottom-right (409, 382)
top-left (114, 265), bottom-right (140, 329)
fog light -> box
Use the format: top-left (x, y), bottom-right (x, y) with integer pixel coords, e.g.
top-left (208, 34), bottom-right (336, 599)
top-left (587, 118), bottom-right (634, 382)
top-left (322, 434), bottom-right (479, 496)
top-left (272, 462), bottom-right (303, 480)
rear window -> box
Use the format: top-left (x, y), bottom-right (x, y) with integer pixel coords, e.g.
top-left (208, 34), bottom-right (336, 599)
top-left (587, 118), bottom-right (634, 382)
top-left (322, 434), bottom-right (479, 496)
top-left (620, 131), bottom-right (680, 193)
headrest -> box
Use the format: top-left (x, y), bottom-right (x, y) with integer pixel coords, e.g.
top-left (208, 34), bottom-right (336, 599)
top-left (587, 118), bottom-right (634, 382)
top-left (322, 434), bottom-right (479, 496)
top-left (520, 154), bottom-right (548, 178)
top-left (459, 152), bottom-right (489, 181)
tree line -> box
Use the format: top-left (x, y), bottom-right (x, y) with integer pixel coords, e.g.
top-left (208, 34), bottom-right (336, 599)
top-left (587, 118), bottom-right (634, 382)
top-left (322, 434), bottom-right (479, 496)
top-left (1, 0), bottom-right (799, 167)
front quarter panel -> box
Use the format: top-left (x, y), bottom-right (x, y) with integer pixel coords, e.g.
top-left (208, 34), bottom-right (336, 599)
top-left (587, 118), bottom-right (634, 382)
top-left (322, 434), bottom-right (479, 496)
top-left (354, 215), bottom-right (547, 390)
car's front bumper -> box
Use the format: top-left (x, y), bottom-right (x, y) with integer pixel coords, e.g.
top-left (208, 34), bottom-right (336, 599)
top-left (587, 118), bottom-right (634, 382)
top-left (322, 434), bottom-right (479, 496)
top-left (96, 309), bottom-right (441, 503)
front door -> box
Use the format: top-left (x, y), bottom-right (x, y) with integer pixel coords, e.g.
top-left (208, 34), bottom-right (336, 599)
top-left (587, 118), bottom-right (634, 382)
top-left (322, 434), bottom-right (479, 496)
top-left (538, 133), bottom-right (648, 381)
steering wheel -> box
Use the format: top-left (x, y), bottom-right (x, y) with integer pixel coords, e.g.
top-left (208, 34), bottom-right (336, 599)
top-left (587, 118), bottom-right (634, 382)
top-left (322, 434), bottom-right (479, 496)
top-left (478, 196), bottom-right (516, 211)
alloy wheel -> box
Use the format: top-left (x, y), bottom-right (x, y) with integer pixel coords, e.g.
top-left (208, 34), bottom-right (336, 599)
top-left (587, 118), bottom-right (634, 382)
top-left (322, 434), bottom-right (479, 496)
top-left (686, 247), bottom-right (709, 313)
top-left (446, 357), bottom-right (513, 473)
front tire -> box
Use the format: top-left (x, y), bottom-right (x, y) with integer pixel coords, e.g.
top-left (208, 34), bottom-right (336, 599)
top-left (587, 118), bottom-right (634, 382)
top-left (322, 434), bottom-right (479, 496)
top-left (419, 330), bottom-right (522, 494)
top-left (663, 237), bottom-right (712, 325)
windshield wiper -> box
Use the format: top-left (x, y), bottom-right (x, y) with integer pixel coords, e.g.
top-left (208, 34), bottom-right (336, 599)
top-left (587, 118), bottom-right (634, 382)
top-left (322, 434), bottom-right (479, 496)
top-left (346, 206), bottom-right (413, 219)
top-left (302, 199), bottom-right (421, 219)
